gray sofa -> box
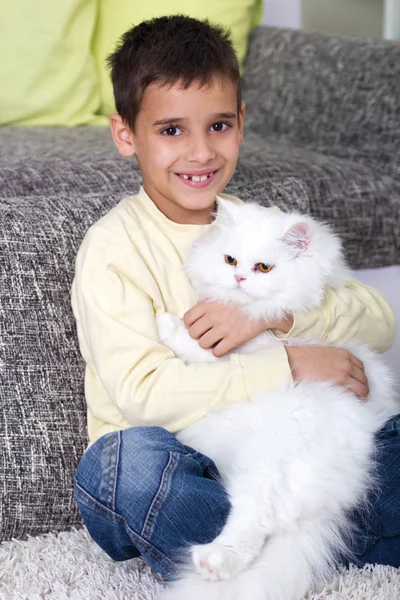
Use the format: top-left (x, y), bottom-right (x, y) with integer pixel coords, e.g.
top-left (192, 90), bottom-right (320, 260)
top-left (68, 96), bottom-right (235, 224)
top-left (0, 25), bottom-right (399, 546)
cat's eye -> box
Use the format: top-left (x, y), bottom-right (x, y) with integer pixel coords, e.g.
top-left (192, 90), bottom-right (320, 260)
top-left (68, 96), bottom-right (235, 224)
top-left (225, 255), bottom-right (237, 266)
top-left (257, 263), bottom-right (273, 273)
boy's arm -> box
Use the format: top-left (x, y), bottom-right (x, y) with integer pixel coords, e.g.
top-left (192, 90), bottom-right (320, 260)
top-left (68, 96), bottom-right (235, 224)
top-left (72, 234), bottom-right (293, 433)
top-left (184, 278), bottom-right (396, 357)
top-left (273, 277), bottom-right (397, 353)
top-left (184, 301), bottom-right (370, 398)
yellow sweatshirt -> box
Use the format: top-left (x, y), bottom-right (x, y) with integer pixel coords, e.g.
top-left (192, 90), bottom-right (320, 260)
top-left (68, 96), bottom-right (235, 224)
top-left (71, 188), bottom-right (397, 445)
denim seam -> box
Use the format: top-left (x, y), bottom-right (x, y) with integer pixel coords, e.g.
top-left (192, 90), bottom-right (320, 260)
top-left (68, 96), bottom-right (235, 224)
top-left (141, 450), bottom-right (178, 540)
top-left (110, 430), bottom-right (121, 511)
top-left (75, 481), bottom-right (125, 524)
top-left (123, 520), bottom-right (177, 576)
top-left (105, 433), bottom-right (113, 509)
top-left (99, 431), bottom-right (120, 511)
top-left (75, 481), bottom-right (176, 575)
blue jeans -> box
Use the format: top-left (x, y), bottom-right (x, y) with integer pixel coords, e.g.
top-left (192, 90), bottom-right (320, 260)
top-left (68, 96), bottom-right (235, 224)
top-left (74, 416), bottom-right (400, 580)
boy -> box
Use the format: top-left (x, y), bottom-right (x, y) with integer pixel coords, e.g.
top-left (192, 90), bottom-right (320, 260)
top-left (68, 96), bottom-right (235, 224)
top-left (72, 16), bottom-right (400, 580)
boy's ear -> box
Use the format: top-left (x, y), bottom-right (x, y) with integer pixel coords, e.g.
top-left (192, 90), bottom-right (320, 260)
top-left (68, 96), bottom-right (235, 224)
top-left (239, 101), bottom-right (245, 145)
top-left (109, 114), bottom-right (136, 157)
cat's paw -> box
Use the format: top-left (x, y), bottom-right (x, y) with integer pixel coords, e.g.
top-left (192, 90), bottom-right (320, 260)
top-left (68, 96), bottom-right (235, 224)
top-left (156, 312), bottom-right (182, 345)
top-left (192, 542), bottom-right (241, 582)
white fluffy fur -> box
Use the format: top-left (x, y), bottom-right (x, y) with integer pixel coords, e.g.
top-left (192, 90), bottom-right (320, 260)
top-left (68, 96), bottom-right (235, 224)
top-left (156, 199), bottom-right (399, 600)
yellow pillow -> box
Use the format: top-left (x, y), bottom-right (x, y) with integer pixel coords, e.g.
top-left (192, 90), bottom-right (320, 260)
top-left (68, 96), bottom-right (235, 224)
top-left (93, 0), bottom-right (262, 117)
top-left (0, 1), bottom-right (107, 126)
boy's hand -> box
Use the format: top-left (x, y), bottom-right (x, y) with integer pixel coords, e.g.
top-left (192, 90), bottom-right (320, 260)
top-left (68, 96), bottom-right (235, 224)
top-left (286, 346), bottom-right (369, 399)
top-left (184, 300), bottom-right (293, 358)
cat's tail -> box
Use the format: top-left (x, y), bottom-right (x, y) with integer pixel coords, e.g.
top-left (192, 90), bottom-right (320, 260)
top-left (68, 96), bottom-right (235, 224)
top-left (160, 520), bottom-right (346, 600)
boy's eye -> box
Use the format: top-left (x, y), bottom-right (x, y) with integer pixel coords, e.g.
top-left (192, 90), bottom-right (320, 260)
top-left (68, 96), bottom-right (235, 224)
top-left (225, 255), bottom-right (237, 266)
top-left (162, 126), bottom-right (182, 136)
top-left (211, 122), bottom-right (230, 132)
top-left (257, 263), bottom-right (274, 273)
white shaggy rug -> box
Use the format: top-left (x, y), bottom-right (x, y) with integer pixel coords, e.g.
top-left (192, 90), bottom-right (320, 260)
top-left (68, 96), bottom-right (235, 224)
top-left (0, 527), bottom-right (399, 600)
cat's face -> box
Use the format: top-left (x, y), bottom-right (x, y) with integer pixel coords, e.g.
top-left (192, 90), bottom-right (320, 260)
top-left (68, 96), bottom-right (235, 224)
top-left (190, 209), bottom-right (309, 303)
top-left (185, 200), bottom-right (344, 317)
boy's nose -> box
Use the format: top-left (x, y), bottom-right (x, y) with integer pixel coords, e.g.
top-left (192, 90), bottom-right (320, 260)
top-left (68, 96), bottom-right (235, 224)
top-left (235, 274), bottom-right (246, 283)
top-left (187, 136), bottom-right (216, 163)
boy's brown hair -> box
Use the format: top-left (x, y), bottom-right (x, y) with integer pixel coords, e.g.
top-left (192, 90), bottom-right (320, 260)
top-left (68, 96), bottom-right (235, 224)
top-left (107, 15), bottom-right (241, 132)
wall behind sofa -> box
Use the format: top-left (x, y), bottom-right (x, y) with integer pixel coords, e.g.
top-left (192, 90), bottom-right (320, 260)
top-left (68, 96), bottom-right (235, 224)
top-left (262, 0), bottom-right (399, 39)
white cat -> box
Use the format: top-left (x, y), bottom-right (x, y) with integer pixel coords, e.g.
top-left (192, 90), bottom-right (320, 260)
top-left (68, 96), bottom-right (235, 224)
top-left (156, 199), bottom-right (398, 600)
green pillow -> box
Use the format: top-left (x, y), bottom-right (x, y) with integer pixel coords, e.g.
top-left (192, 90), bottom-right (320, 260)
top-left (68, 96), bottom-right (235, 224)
top-left (93, 0), bottom-right (262, 117)
top-left (0, 1), bottom-right (107, 126)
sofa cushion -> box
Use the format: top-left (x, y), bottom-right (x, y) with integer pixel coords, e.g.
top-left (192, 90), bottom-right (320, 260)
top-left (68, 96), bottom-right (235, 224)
top-left (0, 2), bottom-right (105, 126)
top-left (0, 191), bottom-right (130, 540)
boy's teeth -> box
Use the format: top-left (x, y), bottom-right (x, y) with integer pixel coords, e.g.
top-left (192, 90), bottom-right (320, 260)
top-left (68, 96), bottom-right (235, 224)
top-left (181, 173), bottom-right (212, 182)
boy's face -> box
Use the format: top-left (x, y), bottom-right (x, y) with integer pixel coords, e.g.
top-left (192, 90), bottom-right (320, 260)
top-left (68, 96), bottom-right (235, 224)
top-left (110, 77), bottom-right (245, 224)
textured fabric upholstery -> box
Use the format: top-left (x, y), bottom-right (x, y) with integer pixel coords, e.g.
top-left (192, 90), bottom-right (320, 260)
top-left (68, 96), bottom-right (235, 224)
top-left (0, 26), bottom-right (399, 541)
top-left (241, 27), bottom-right (400, 269)
top-left (242, 28), bottom-right (400, 172)
top-left (0, 192), bottom-right (115, 538)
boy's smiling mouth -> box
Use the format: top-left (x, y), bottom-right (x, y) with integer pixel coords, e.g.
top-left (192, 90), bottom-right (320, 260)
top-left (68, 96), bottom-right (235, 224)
top-left (176, 169), bottom-right (219, 187)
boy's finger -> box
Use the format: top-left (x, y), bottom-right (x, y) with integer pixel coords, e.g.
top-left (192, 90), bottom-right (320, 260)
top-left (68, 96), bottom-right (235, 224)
top-left (350, 364), bottom-right (369, 391)
top-left (346, 378), bottom-right (369, 401)
top-left (188, 317), bottom-right (213, 340)
top-left (198, 329), bottom-right (223, 350)
top-left (183, 302), bottom-right (207, 327)
top-left (212, 338), bottom-right (232, 358)
top-left (349, 354), bottom-right (365, 372)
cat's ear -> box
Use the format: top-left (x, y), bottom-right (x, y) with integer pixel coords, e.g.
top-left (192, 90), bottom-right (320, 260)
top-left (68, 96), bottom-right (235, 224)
top-left (214, 196), bottom-right (240, 225)
top-left (282, 222), bottom-right (312, 254)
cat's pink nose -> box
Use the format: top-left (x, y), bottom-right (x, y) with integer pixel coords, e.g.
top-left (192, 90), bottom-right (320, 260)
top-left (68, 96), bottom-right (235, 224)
top-left (235, 274), bottom-right (246, 283)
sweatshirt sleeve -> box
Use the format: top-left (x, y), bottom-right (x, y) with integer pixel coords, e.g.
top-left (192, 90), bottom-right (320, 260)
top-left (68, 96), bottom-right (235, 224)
top-left (72, 232), bottom-right (293, 433)
top-left (273, 277), bottom-right (397, 353)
